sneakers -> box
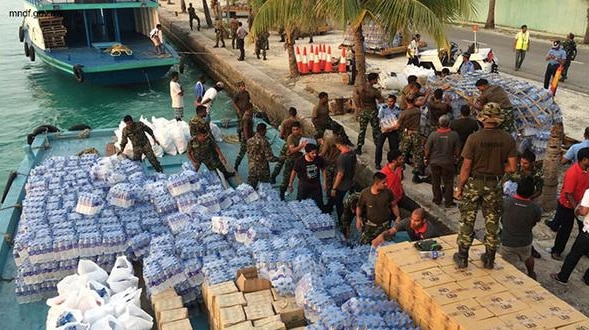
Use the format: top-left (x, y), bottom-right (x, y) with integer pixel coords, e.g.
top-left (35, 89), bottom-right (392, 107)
top-left (550, 273), bottom-right (568, 286)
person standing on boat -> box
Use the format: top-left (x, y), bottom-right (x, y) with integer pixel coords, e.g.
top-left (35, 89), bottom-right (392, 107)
top-left (119, 115), bottom-right (163, 173)
top-left (170, 71), bottom-right (184, 121)
top-left (194, 75), bottom-right (206, 105)
top-left (234, 102), bottom-right (254, 171)
top-left (187, 127), bottom-right (235, 179)
top-left (187, 3), bottom-right (201, 31)
top-left (201, 82), bottom-right (224, 120)
top-left (149, 24), bottom-right (164, 54)
top-left (189, 105), bottom-right (209, 137)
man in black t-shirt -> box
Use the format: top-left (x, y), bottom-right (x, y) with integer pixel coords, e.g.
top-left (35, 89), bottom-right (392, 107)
top-left (288, 143), bottom-right (327, 209)
top-left (449, 105), bottom-right (480, 150)
top-left (325, 136), bottom-right (357, 229)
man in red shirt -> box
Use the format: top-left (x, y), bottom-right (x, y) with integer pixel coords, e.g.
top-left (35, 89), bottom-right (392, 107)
top-left (380, 149), bottom-right (420, 212)
top-left (547, 147), bottom-right (589, 260)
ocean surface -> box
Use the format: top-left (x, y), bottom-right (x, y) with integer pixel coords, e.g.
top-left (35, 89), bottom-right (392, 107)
top-left (0, 0), bottom-right (233, 193)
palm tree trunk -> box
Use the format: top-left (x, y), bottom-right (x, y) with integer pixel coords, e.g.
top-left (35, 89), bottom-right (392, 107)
top-left (202, 0), bottom-right (213, 28)
top-left (353, 25), bottom-right (366, 88)
top-left (484, 0), bottom-right (496, 29)
top-left (286, 33), bottom-right (299, 78)
top-left (541, 123), bottom-right (564, 211)
top-left (584, 7), bottom-right (589, 44)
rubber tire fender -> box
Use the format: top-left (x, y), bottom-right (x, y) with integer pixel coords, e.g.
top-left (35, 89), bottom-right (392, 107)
top-left (19, 26), bottom-right (25, 42)
top-left (68, 123), bottom-right (92, 131)
top-left (73, 65), bottom-right (84, 83)
top-left (27, 124), bottom-right (60, 145)
top-left (29, 45), bottom-right (35, 62)
top-left (24, 42), bottom-right (29, 57)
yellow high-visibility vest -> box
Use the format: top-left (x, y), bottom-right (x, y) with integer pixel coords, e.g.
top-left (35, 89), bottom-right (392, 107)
top-left (515, 31), bottom-right (529, 50)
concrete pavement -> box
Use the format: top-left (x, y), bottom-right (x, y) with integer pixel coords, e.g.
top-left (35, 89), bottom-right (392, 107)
top-left (157, 1), bottom-right (589, 315)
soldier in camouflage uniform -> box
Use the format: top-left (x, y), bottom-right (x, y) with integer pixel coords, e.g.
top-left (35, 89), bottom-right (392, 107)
top-left (454, 103), bottom-right (518, 269)
top-left (234, 103), bottom-right (254, 170)
top-left (213, 18), bottom-right (226, 48)
top-left (507, 149), bottom-right (544, 200)
top-left (187, 127), bottom-right (235, 178)
top-left (271, 107), bottom-right (300, 183)
top-left (340, 192), bottom-right (360, 240)
top-left (247, 123), bottom-right (280, 188)
top-left (354, 72), bottom-right (384, 155)
top-left (279, 121), bottom-right (307, 200)
top-left (469, 78), bottom-right (515, 133)
top-left (255, 31), bottom-right (270, 60)
top-left (189, 105), bottom-right (209, 137)
top-left (356, 172), bottom-right (399, 245)
top-left (393, 95), bottom-right (425, 183)
top-left (119, 115), bottom-right (163, 173)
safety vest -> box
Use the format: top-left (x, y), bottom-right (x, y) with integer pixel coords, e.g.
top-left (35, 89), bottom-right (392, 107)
top-left (515, 31), bottom-right (529, 50)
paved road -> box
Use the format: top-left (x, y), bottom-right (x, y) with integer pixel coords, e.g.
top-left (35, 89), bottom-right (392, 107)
top-left (424, 25), bottom-right (587, 94)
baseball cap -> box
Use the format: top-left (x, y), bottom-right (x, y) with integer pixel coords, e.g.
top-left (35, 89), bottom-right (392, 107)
top-left (215, 82), bottom-right (225, 88)
top-left (477, 102), bottom-right (503, 124)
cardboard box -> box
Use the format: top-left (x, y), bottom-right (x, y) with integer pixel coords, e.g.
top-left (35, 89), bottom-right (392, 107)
top-left (253, 315), bottom-right (282, 326)
top-left (214, 292), bottom-right (247, 310)
top-left (237, 268), bottom-right (272, 293)
top-left (152, 288), bottom-right (179, 309)
top-left (218, 305), bottom-right (246, 329)
top-left (438, 234), bottom-right (459, 249)
top-left (243, 302), bottom-right (275, 321)
top-left (224, 321), bottom-right (254, 330)
top-left (458, 276), bottom-right (507, 296)
top-left (473, 316), bottom-right (511, 330)
top-left (423, 282), bottom-right (475, 306)
top-left (433, 248), bottom-right (460, 267)
top-left (244, 289), bottom-right (273, 305)
top-left (154, 296), bottom-right (184, 319)
top-left (534, 298), bottom-right (588, 329)
top-left (441, 298), bottom-right (494, 329)
top-left (516, 286), bottom-right (556, 308)
top-left (441, 264), bottom-right (489, 281)
top-left (254, 321), bottom-right (286, 330)
top-left (158, 308), bottom-right (189, 330)
top-left (272, 297), bottom-right (306, 328)
top-left (160, 318), bottom-right (192, 330)
top-left (409, 267), bottom-right (455, 288)
top-left (476, 291), bottom-right (529, 317)
top-left (470, 256), bottom-right (517, 273)
top-left (205, 281), bottom-right (240, 309)
top-left (498, 309), bottom-right (545, 329)
top-left (558, 320), bottom-right (589, 330)
top-left (488, 269), bottom-right (539, 290)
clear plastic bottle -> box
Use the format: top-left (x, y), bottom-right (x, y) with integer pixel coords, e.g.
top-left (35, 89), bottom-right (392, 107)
top-left (419, 250), bottom-right (445, 259)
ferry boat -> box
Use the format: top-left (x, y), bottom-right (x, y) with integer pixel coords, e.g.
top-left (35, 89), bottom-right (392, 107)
top-left (17, 0), bottom-right (181, 85)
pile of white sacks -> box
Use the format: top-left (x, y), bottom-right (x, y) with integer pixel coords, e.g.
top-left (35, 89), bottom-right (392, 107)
top-left (114, 116), bottom-right (223, 158)
top-left (46, 256), bottom-right (152, 330)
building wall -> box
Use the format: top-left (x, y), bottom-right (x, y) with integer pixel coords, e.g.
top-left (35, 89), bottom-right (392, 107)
top-left (471, 0), bottom-right (587, 37)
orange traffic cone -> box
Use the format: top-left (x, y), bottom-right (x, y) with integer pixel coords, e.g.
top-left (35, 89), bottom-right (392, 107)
top-left (325, 46), bottom-right (333, 72)
top-left (320, 44), bottom-right (326, 71)
top-left (301, 47), bottom-right (309, 74)
top-left (296, 46), bottom-right (302, 73)
top-left (307, 47), bottom-right (314, 73)
top-left (312, 46), bottom-right (321, 73)
top-left (338, 47), bottom-right (347, 73)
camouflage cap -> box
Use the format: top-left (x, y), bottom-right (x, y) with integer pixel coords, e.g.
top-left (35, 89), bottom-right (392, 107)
top-left (477, 102), bottom-right (503, 124)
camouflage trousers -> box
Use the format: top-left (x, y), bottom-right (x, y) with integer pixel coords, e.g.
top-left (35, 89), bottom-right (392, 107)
top-left (271, 143), bottom-right (289, 180)
top-left (280, 157), bottom-right (296, 190)
top-left (234, 139), bottom-right (247, 168)
top-left (132, 145), bottom-right (163, 172)
top-left (356, 110), bottom-right (381, 148)
top-left (325, 163), bottom-right (336, 191)
top-left (499, 108), bottom-right (515, 134)
top-left (248, 163), bottom-right (271, 189)
top-left (457, 177), bottom-right (503, 250)
top-left (360, 223), bottom-right (389, 245)
top-left (400, 131), bottom-right (424, 174)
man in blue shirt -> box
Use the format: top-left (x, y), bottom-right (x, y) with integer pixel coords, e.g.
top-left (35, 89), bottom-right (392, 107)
top-left (375, 94), bottom-right (401, 168)
top-left (194, 75), bottom-right (205, 104)
top-left (460, 53), bottom-right (475, 75)
top-left (543, 40), bottom-right (566, 90)
top-left (562, 127), bottom-right (589, 164)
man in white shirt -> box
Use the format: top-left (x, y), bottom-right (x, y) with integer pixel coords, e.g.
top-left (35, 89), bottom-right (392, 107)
top-left (169, 71), bottom-right (184, 121)
top-left (149, 24), bottom-right (164, 54)
top-left (551, 188), bottom-right (589, 286)
top-left (201, 82), bottom-right (224, 120)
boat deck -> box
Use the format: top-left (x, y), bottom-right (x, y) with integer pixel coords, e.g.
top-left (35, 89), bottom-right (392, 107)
top-left (48, 36), bottom-right (178, 71)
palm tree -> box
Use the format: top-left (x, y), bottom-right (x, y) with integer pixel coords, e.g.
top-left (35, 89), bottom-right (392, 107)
top-left (250, 0), bottom-right (324, 77)
top-left (316, 0), bottom-right (476, 87)
top-left (585, 6), bottom-right (589, 44)
top-left (202, 0), bottom-right (213, 28)
top-left (484, 0), bottom-right (496, 29)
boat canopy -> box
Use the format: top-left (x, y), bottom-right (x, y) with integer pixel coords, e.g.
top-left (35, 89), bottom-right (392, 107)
top-left (25, 0), bottom-right (158, 11)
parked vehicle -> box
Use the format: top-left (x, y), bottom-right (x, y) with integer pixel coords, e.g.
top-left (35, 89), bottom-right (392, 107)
top-left (418, 42), bottom-right (498, 74)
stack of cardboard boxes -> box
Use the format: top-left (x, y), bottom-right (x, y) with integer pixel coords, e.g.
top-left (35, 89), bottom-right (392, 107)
top-left (203, 267), bottom-right (307, 329)
top-left (376, 234), bottom-right (589, 330)
top-left (151, 288), bottom-right (193, 330)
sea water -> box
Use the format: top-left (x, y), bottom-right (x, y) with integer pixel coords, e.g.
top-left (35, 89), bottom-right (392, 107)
top-left (0, 0), bottom-right (235, 193)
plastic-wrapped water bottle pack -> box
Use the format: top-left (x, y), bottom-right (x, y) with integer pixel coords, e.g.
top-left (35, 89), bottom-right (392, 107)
top-left (234, 183), bottom-right (260, 203)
